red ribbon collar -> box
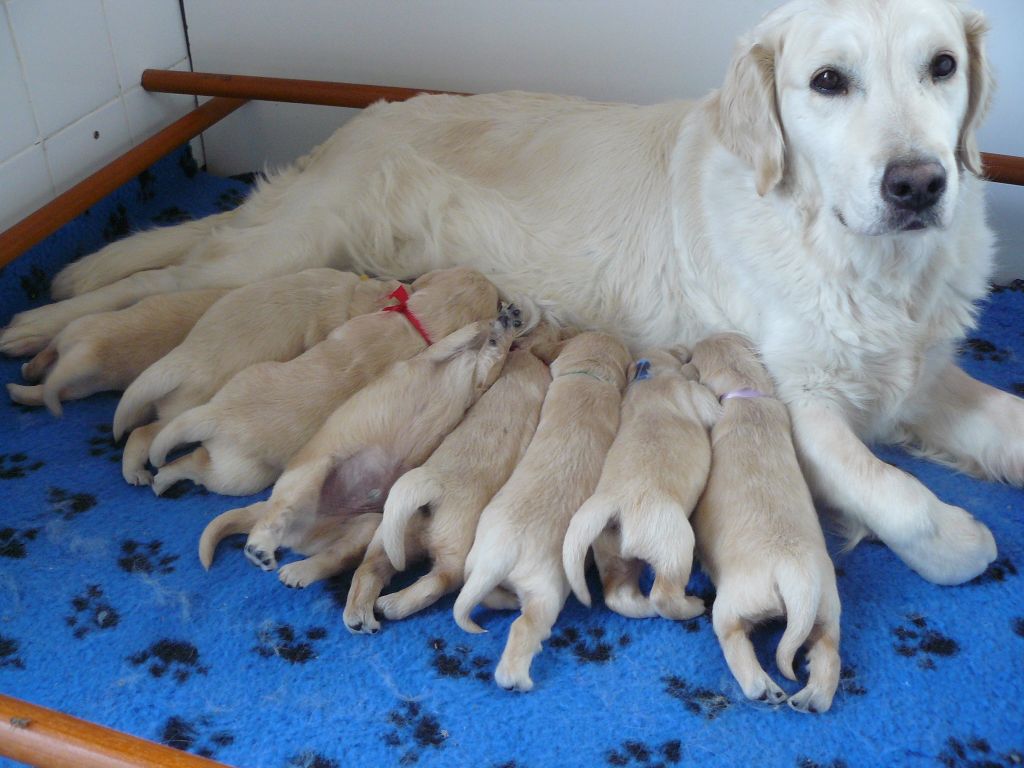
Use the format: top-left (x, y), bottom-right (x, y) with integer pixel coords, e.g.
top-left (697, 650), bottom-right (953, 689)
top-left (381, 285), bottom-right (432, 345)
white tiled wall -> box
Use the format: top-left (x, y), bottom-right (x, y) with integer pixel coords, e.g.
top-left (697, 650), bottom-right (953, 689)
top-left (0, 0), bottom-right (196, 232)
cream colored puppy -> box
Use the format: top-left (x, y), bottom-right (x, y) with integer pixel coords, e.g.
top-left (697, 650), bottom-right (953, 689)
top-left (453, 331), bottom-right (630, 692)
top-left (343, 323), bottom-right (554, 635)
top-left (6, 288), bottom-right (226, 416)
top-left (113, 269), bottom-right (395, 486)
top-left (690, 332), bottom-right (841, 714)
top-left (148, 268), bottom-right (500, 496)
top-left (198, 309), bottom-right (517, 590)
top-left (563, 348), bottom-right (719, 621)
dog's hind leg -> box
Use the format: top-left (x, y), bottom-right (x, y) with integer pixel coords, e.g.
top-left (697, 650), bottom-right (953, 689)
top-left (376, 564), bottom-right (458, 621)
top-left (151, 448), bottom-right (211, 496)
top-left (343, 530), bottom-right (396, 634)
top-left (494, 581), bottom-right (567, 692)
top-left (592, 532), bottom-right (654, 618)
top-left (712, 607), bottom-right (787, 704)
top-left (121, 421), bottom-right (163, 486)
top-left (787, 601), bottom-right (841, 714)
top-left (21, 345), bottom-right (58, 382)
top-left (637, 507), bottom-right (704, 620)
top-left (278, 513), bottom-right (381, 590)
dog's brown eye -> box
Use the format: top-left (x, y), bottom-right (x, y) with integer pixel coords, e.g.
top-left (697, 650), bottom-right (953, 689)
top-left (811, 69), bottom-right (848, 95)
top-left (931, 53), bottom-right (956, 80)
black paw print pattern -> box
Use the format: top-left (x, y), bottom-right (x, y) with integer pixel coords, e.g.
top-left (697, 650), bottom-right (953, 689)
top-left (137, 169), bottom-right (156, 202)
top-left (102, 204), bottom-right (131, 243)
top-left (286, 752), bottom-right (340, 768)
top-left (797, 759), bottom-right (849, 768)
top-left (962, 337), bottom-right (1009, 363)
top-left (118, 540), bottom-right (178, 576)
top-left (990, 279), bottom-right (1024, 294)
top-left (160, 715), bottom-right (235, 759)
top-left (382, 700), bottom-right (448, 765)
top-left (19, 266), bottom-right (49, 302)
top-left (0, 452), bottom-right (44, 480)
top-left (939, 737), bottom-right (1023, 768)
top-left (893, 614), bottom-right (959, 670)
top-left (429, 637), bottom-right (492, 682)
top-left (548, 625), bottom-right (630, 663)
top-left (87, 424), bottom-right (121, 464)
top-left (47, 486), bottom-right (97, 520)
top-left (662, 675), bottom-right (730, 720)
top-left (0, 635), bottom-right (25, 670)
top-left (66, 585), bottom-right (120, 639)
top-left (838, 665), bottom-right (867, 697)
top-left (151, 207), bottom-right (193, 226)
top-left (606, 739), bottom-right (681, 767)
top-left (128, 639), bottom-right (208, 683)
top-left (252, 623), bottom-right (326, 664)
top-left (1013, 618), bottom-right (1024, 639)
top-left (0, 527), bottom-right (39, 559)
top-left (969, 556), bottom-right (1017, 586)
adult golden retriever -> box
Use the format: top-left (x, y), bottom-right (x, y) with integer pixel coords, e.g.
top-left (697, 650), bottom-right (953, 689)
top-left (1, 0), bottom-right (1010, 584)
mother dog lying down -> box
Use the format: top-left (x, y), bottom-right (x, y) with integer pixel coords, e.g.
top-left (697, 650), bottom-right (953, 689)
top-left (1, 0), bottom-right (1016, 584)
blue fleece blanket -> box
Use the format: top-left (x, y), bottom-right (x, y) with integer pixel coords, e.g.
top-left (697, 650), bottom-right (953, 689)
top-left (1, 148), bottom-right (1022, 768)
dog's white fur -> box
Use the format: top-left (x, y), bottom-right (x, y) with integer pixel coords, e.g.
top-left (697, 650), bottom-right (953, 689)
top-left (148, 268), bottom-right (499, 496)
top-left (691, 333), bottom-right (841, 714)
top-left (1, 0), bottom-right (1011, 583)
top-left (343, 327), bottom-right (554, 634)
top-left (563, 348), bottom-right (719, 621)
top-left (453, 331), bottom-right (630, 691)
top-left (199, 312), bottom-right (514, 589)
top-left (6, 288), bottom-right (226, 416)
top-left (112, 269), bottom-right (394, 487)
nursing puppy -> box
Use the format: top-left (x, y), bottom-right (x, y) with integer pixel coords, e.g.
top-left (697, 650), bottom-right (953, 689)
top-left (453, 331), bottom-right (630, 691)
top-left (149, 268), bottom-right (499, 496)
top-left (343, 322), bottom-right (555, 634)
top-left (198, 309), bottom-right (517, 589)
top-left (6, 288), bottom-right (226, 416)
top-left (563, 348), bottom-right (719, 621)
top-left (690, 332), bottom-right (841, 714)
top-left (114, 269), bottom-right (398, 486)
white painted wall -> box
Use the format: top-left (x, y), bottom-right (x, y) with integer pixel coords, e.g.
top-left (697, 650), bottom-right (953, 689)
top-left (185, 0), bottom-right (1024, 281)
top-left (0, 0), bottom-right (195, 233)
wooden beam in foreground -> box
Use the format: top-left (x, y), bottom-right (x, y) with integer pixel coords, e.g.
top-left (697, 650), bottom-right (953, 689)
top-left (0, 96), bottom-right (246, 270)
top-left (0, 693), bottom-right (232, 768)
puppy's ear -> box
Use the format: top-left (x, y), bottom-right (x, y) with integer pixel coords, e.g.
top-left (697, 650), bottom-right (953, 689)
top-left (958, 7), bottom-right (995, 177)
top-left (666, 344), bottom-right (691, 364)
top-left (713, 41), bottom-right (785, 196)
top-left (688, 381), bottom-right (723, 431)
top-left (680, 362), bottom-right (701, 382)
top-left (530, 338), bottom-right (565, 365)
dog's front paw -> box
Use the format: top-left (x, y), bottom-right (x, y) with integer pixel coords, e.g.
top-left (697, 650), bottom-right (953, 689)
top-left (244, 541), bottom-right (278, 571)
top-left (494, 659), bottom-right (534, 692)
top-left (123, 466), bottom-right (153, 487)
top-left (741, 672), bottom-right (787, 705)
top-left (888, 502), bottom-right (997, 586)
top-left (343, 603), bottom-right (381, 635)
top-left (787, 684), bottom-right (834, 714)
top-left (278, 560), bottom-right (323, 589)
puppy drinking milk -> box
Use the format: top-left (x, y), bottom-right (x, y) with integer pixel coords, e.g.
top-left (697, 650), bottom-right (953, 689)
top-left (690, 332), bottom-right (841, 714)
top-left (453, 331), bottom-right (630, 691)
top-left (113, 268), bottom-right (396, 486)
top-left (149, 268), bottom-right (500, 496)
top-left (343, 321), bottom-right (554, 634)
top-left (199, 308), bottom-right (518, 592)
top-left (563, 348), bottom-right (718, 621)
top-left (6, 288), bottom-right (226, 416)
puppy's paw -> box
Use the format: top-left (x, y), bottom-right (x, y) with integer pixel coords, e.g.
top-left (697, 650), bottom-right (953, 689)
top-left (494, 659), bottom-right (534, 692)
top-left (743, 673), bottom-right (787, 705)
top-left (123, 467), bottom-right (153, 487)
top-left (787, 684), bottom-right (834, 714)
top-left (278, 560), bottom-right (321, 589)
top-left (343, 604), bottom-right (381, 635)
top-left (0, 306), bottom-right (70, 357)
top-left (244, 542), bottom-right (278, 571)
top-left (652, 594), bottom-right (706, 622)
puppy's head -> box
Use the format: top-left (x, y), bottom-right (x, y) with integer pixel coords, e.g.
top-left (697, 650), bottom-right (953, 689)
top-left (627, 348), bottom-right (685, 383)
top-left (409, 268), bottom-right (500, 337)
top-left (713, 0), bottom-right (993, 236)
top-left (689, 332), bottom-right (775, 398)
top-left (550, 331), bottom-right (631, 391)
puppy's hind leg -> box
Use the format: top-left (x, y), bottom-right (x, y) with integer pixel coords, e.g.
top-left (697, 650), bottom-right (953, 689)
top-left (279, 513), bottom-right (381, 589)
top-left (151, 448), bottom-right (211, 496)
top-left (788, 602), bottom-right (841, 714)
top-left (21, 344), bottom-right (57, 382)
top-left (343, 530), bottom-right (396, 635)
top-left (494, 580), bottom-right (566, 692)
top-left (635, 506), bottom-right (704, 620)
top-left (592, 535), bottom-right (655, 619)
top-left (122, 422), bottom-right (163, 486)
top-left (376, 563), bottom-right (459, 621)
top-left (712, 607), bottom-right (787, 704)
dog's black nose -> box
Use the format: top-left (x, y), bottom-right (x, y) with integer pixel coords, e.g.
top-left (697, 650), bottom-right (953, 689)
top-left (881, 159), bottom-right (946, 212)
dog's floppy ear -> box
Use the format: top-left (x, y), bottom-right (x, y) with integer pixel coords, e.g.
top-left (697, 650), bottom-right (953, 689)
top-left (958, 7), bottom-right (994, 177)
top-left (713, 41), bottom-right (785, 196)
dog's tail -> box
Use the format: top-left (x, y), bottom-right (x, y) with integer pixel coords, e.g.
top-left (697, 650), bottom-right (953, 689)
top-left (453, 540), bottom-right (516, 634)
top-left (774, 560), bottom-right (821, 681)
top-left (148, 405), bottom-right (217, 468)
top-left (562, 493), bottom-right (618, 607)
top-left (113, 358), bottom-right (182, 439)
top-left (198, 503), bottom-right (264, 570)
top-left (7, 383), bottom-right (44, 408)
top-left (379, 467), bottom-right (444, 571)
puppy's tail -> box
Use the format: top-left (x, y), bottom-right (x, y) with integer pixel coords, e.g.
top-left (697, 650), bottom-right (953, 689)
top-left (198, 503), bottom-right (264, 569)
top-left (453, 542), bottom-right (516, 634)
top-left (774, 560), bottom-right (821, 681)
top-left (148, 405), bottom-right (216, 468)
top-left (562, 494), bottom-right (618, 607)
top-left (113, 358), bottom-right (181, 439)
top-left (380, 467), bottom-right (444, 571)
